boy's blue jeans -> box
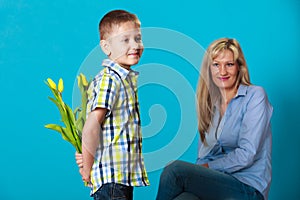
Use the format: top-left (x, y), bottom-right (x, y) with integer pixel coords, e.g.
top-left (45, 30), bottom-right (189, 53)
top-left (92, 183), bottom-right (133, 200)
top-left (156, 160), bottom-right (264, 200)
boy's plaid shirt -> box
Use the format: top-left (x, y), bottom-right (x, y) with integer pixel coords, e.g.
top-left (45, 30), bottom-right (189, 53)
top-left (86, 59), bottom-right (149, 194)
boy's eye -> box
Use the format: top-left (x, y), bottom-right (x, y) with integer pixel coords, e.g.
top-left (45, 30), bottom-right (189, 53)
top-left (135, 36), bottom-right (142, 43)
top-left (123, 38), bottom-right (129, 42)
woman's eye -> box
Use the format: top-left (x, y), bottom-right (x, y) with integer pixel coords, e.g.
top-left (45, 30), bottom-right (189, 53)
top-left (123, 38), bottom-right (129, 42)
top-left (227, 63), bottom-right (234, 67)
top-left (212, 63), bottom-right (219, 67)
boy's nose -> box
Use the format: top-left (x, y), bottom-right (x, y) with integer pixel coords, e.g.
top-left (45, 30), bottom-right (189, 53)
top-left (130, 40), bottom-right (142, 49)
top-left (131, 42), bottom-right (139, 49)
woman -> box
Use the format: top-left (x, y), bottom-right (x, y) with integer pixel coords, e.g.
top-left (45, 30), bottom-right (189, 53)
top-left (156, 38), bottom-right (273, 200)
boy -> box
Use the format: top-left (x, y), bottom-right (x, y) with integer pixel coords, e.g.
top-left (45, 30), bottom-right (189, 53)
top-left (76, 10), bottom-right (149, 200)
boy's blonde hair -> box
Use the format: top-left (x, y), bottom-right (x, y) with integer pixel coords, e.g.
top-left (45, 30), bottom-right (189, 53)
top-left (196, 38), bottom-right (251, 143)
top-left (99, 10), bottom-right (141, 40)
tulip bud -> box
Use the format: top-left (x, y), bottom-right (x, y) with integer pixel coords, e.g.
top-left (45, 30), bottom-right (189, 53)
top-left (77, 76), bottom-right (81, 87)
top-left (47, 78), bottom-right (57, 90)
top-left (81, 74), bottom-right (88, 86)
top-left (58, 78), bottom-right (64, 93)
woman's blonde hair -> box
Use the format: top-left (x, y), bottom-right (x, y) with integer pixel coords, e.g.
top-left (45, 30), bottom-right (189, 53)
top-left (196, 38), bottom-right (251, 142)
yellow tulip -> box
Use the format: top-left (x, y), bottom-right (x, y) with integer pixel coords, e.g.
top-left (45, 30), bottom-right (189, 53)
top-left (47, 78), bottom-right (57, 90)
top-left (58, 78), bottom-right (64, 93)
top-left (77, 76), bottom-right (81, 87)
top-left (81, 74), bottom-right (88, 86)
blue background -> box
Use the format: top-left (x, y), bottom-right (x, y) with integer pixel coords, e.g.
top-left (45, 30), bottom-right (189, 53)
top-left (1, 0), bottom-right (299, 199)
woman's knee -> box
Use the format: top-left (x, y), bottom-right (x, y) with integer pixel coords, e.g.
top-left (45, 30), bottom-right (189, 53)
top-left (161, 160), bottom-right (187, 177)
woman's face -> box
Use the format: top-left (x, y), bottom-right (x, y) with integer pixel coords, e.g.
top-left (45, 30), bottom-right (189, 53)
top-left (210, 49), bottom-right (239, 92)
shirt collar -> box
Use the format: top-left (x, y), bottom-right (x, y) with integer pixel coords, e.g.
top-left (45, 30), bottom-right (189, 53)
top-left (214, 84), bottom-right (248, 111)
top-left (235, 84), bottom-right (248, 98)
top-left (102, 59), bottom-right (139, 79)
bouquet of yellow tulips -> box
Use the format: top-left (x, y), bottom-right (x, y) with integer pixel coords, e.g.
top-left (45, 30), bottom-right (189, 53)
top-left (45, 74), bottom-right (90, 153)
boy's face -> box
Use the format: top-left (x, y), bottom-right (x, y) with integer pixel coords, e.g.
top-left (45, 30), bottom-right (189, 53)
top-left (101, 22), bottom-right (143, 69)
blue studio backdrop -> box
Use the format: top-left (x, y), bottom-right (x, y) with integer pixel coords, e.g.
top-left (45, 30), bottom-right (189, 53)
top-left (1, 0), bottom-right (299, 199)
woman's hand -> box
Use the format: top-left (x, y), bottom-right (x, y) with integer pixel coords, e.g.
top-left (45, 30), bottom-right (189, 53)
top-left (202, 163), bottom-right (209, 168)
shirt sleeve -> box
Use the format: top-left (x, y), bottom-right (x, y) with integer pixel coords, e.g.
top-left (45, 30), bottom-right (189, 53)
top-left (208, 86), bottom-right (273, 173)
top-left (89, 72), bottom-right (119, 116)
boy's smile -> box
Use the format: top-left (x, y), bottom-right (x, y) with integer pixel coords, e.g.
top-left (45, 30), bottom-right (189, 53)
top-left (101, 21), bottom-right (143, 69)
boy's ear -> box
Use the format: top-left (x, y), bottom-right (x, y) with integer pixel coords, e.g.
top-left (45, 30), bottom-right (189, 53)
top-left (100, 40), bottom-right (111, 56)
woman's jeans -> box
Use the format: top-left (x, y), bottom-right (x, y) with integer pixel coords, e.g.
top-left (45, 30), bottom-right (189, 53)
top-left (156, 160), bottom-right (264, 200)
top-left (93, 183), bottom-right (133, 200)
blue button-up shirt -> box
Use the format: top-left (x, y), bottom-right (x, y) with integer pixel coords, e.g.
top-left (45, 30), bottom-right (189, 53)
top-left (197, 84), bottom-right (273, 200)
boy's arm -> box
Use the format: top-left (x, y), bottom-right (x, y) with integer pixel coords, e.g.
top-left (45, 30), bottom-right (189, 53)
top-left (80, 108), bottom-right (106, 182)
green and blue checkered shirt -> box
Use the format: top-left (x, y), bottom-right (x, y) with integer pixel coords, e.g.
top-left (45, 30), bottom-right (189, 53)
top-left (86, 59), bottom-right (149, 194)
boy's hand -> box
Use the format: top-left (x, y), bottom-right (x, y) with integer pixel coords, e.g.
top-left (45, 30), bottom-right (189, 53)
top-left (75, 152), bottom-right (83, 168)
top-left (80, 167), bottom-right (91, 183)
top-left (75, 152), bottom-right (91, 183)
